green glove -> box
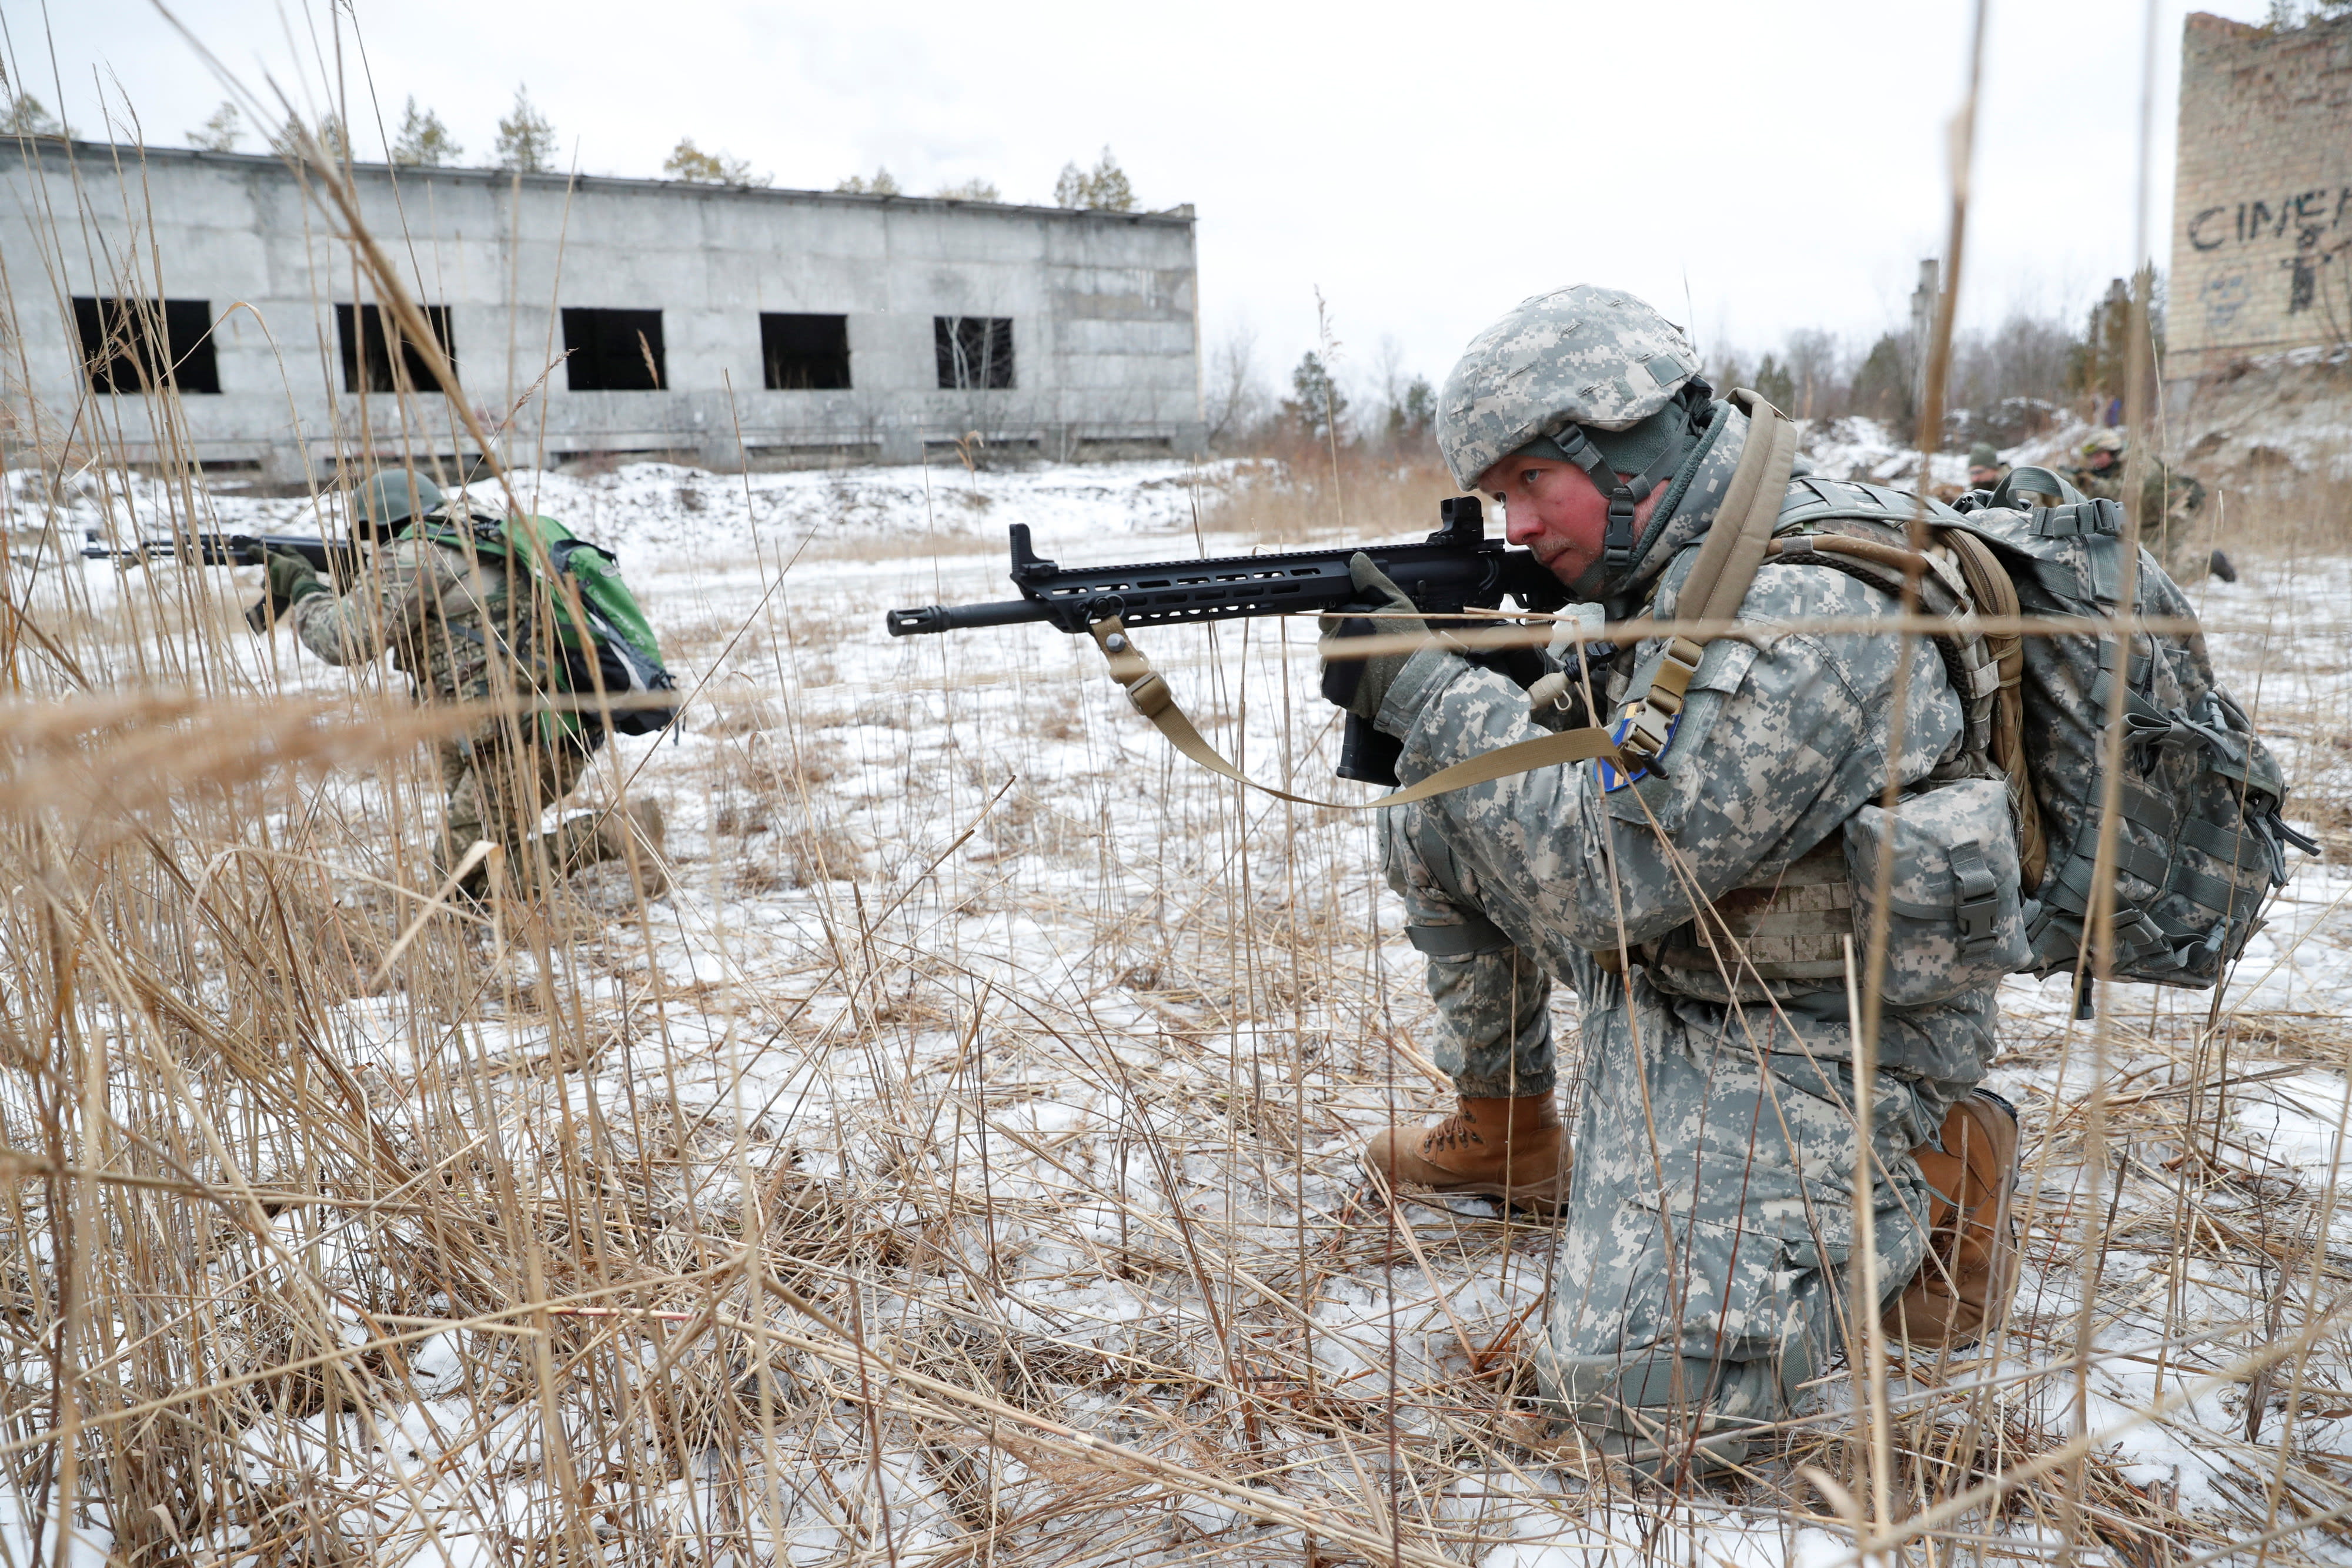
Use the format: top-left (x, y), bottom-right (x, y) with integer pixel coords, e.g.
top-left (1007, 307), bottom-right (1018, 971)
top-left (265, 548), bottom-right (329, 608)
top-left (1317, 553), bottom-right (1428, 722)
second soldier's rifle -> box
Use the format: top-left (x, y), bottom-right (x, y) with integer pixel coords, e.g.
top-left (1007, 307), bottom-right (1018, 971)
top-left (886, 497), bottom-right (1571, 787)
top-left (83, 531), bottom-right (363, 630)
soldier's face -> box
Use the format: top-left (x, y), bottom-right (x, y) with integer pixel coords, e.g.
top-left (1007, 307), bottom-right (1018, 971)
top-left (1968, 466), bottom-right (2001, 487)
top-left (1478, 456), bottom-right (1664, 586)
top-left (2089, 449), bottom-right (2119, 472)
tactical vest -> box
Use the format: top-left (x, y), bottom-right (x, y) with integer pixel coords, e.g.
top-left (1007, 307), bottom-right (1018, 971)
top-left (1612, 477), bottom-right (2027, 1005)
top-left (1600, 462), bottom-right (2305, 1005)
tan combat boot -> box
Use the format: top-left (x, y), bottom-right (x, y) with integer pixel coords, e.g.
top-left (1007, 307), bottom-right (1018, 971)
top-left (1362, 1095), bottom-right (1572, 1211)
top-left (559, 798), bottom-right (669, 895)
top-left (603, 798), bottom-right (669, 896)
top-left (1882, 1089), bottom-right (2020, 1349)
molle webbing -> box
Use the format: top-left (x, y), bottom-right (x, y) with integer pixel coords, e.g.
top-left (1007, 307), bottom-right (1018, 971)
top-left (1646, 837), bottom-right (1855, 985)
top-left (1603, 480), bottom-right (2031, 999)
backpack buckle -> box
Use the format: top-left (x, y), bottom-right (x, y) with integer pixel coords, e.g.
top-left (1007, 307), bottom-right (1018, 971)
top-left (1951, 840), bottom-right (2002, 955)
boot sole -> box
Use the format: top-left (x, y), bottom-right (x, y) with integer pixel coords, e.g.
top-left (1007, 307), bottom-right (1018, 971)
top-left (1362, 1159), bottom-right (1571, 1215)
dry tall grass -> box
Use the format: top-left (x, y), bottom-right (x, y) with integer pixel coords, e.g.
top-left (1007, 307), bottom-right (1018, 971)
top-left (9, 80), bottom-right (2352, 1568)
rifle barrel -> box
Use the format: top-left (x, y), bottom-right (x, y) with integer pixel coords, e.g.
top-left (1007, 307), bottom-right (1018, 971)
top-left (887, 599), bottom-right (1051, 636)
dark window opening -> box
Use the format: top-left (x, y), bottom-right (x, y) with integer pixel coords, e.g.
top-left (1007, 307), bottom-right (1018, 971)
top-left (562, 308), bottom-right (666, 391)
top-left (72, 297), bottom-right (220, 394)
top-left (761, 313), bottom-right (851, 390)
top-left (337, 303), bottom-right (455, 394)
top-left (934, 316), bottom-right (1014, 389)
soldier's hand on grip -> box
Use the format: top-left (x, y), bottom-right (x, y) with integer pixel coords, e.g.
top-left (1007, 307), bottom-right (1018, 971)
top-left (1316, 553), bottom-right (1425, 722)
top-left (250, 546), bottom-right (329, 632)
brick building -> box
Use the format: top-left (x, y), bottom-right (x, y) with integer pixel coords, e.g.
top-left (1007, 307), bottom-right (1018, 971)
top-left (2169, 11), bottom-right (2352, 384)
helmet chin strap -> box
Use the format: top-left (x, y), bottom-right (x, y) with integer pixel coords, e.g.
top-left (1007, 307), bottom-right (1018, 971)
top-left (1551, 385), bottom-right (1714, 599)
top-left (1550, 420), bottom-right (1689, 579)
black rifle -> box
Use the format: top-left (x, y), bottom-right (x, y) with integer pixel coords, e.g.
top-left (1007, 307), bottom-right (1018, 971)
top-left (84, 532), bottom-right (364, 630)
top-left (886, 497), bottom-right (1570, 786)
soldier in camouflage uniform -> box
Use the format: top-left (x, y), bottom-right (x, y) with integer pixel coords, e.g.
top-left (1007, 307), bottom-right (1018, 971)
top-left (265, 469), bottom-right (664, 897)
top-left (1319, 286), bottom-right (2022, 1476)
top-left (2069, 429), bottom-right (2233, 583)
top-left (1965, 442), bottom-right (2006, 492)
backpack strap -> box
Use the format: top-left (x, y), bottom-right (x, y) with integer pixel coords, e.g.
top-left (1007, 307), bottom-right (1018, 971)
top-left (1935, 526), bottom-right (2047, 890)
top-left (1611, 389), bottom-right (1800, 767)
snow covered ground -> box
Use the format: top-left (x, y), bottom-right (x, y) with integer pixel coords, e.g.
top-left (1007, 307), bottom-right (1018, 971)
top-left (9, 454), bottom-right (2352, 1565)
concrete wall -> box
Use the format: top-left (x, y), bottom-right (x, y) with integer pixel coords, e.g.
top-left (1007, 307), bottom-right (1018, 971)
top-left (0, 141), bottom-right (1202, 477)
top-left (2169, 11), bottom-right (2352, 382)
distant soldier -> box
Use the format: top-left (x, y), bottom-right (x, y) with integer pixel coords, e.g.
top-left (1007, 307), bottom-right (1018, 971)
top-left (2069, 429), bottom-right (2234, 583)
top-left (264, 468), bottom-right (666, 897)
top-left (1965, 442), bottom-right (2006, 492)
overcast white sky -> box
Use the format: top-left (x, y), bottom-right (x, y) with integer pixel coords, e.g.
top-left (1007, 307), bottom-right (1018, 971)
top-left (5, 0), bottom-right (2276, 400)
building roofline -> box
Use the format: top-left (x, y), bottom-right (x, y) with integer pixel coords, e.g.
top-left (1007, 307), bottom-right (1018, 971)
top-left (2185, 7), bottom-right (2352, 45)
top-left (4, 136), bottom-right (1197, 226)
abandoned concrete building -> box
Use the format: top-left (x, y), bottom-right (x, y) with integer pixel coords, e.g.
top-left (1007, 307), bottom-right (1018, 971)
top-left (2170, 10), bottom-right (2352, 381)
top-left (0, 139), bottom-right (1204, 479)
top-left (2163, 10), bottom-right (2351, 477)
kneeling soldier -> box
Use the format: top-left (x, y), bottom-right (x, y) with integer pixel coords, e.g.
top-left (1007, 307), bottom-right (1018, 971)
top-left (1325, 287), bottom-right (2022, 1475)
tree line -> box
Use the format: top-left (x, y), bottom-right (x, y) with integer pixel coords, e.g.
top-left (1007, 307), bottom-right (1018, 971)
top-left (1205, 280), bottom-right (2170, 463)
top-left (1713, 279), bottom-right (2159, 450)
top-left (0, 79), bottom-right (1141, 212)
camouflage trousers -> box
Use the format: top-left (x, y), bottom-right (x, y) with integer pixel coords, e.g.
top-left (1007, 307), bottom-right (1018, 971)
top-left (435, 724), bottom-right (609, 894)
top-left (1533, 964), bottom-right (1967, 1473)
top-left (1379, 807), bottom-right (1983, 1471)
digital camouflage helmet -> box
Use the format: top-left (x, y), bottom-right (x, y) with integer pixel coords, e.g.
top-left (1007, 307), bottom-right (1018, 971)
top-left (1436, 285), bottom-right (1709, 586)
top-left (352, 469), bottom-right (445, 539)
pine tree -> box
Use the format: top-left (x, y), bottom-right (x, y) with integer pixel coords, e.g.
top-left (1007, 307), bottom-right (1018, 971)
top-left (1282, 352), bottom-right (1350, 443)
top-left (391, 98), bottom-right (461, 166)
top-left (1850, 332), bottom-right (1915, 427)
top-left (187, 102), bottom-right (241, 152)
top-left (1053, 148), bottom-right (1137, 212)
top-left (1386, 375), bottom-right (1435, 448)
top-left (2, 93), bottom-right (62, 137)
top-left (836, 167), bottom-right (901, 195)
top-left (495, 86), bottom-right (556, 174)
top-left (275, 112), bottom-right (348, 162)
top-left (663, 138), bottom-right (767, 186)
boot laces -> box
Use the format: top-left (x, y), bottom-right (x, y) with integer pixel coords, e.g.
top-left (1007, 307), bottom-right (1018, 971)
top-left (1423, 1114), bottom-right (1488, 1156)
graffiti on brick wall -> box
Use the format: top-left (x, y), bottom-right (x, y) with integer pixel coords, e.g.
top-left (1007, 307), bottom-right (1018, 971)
top-left (2185, 185), bottom-right (2352, 327)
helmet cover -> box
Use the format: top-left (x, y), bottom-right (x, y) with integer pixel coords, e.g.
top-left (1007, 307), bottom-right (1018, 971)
top-left (354, 469), bottom-right (445, 536)
top-left (1436, 284), bottom-right (1700, 492)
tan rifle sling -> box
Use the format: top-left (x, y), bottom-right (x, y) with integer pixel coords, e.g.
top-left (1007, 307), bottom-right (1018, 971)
top-left (1088, 390), bottom-right (1800, 811)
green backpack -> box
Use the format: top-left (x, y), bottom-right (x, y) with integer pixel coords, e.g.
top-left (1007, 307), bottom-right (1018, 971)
top-left (410, 509), bottom-right (680, 738)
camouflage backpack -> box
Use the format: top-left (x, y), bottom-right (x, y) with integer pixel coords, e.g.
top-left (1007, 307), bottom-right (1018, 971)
top-left (1686, 457), bottom-right (2311, 991)
top-left (410, 509), bottom-right (680, 739)
top-left (1946, 467), bottom-right (2311, 985)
